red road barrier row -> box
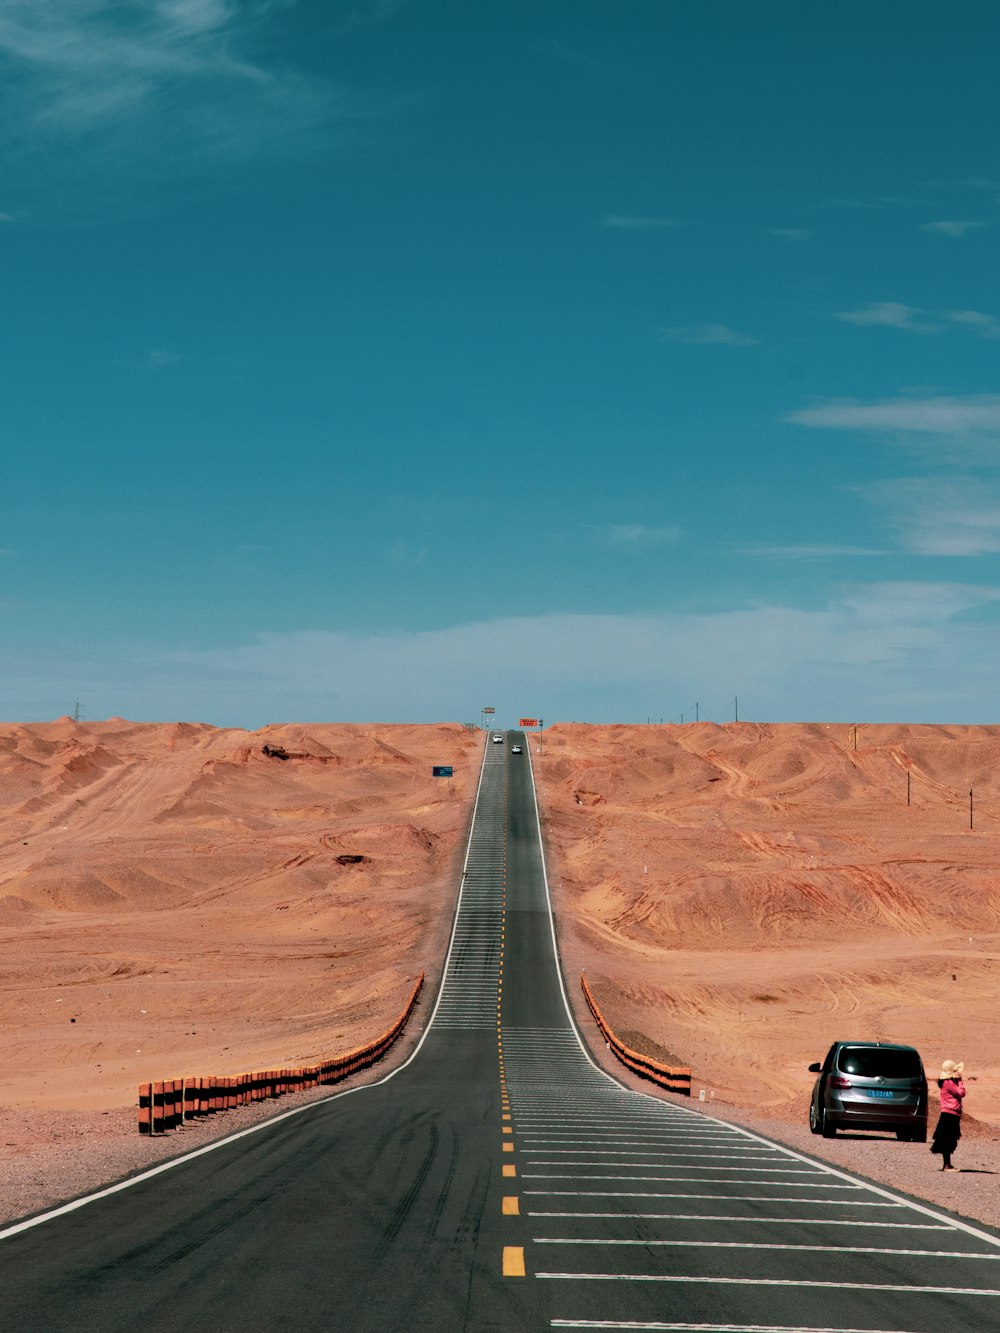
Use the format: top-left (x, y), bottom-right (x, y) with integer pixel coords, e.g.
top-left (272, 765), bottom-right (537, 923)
top-left (138, 973), bottom-right (424, 1134)
top-left (581, 972), bottom-right (691, 1096)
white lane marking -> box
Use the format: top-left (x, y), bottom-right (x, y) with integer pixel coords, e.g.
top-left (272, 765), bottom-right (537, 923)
top-left (523, 1170), bottom-right (826, 1180)
top-left (536, 1238), bottom-right (1000, 1259)
top-left (526, 1191), bottom-right (896, 1204)
top-left (552, 1322), bottom-right (928, 1333)
top-left (519, 1136), bottom-right (770, 1145)
top-left (529, 1213), bottom-right (948, 1229)
top-left (538, 1272), bottom-right (1000, 1295)
top-left (550, 1323), bottom-right (923, 1331)
top-left (523, 1153), bottom-right (786, 1162)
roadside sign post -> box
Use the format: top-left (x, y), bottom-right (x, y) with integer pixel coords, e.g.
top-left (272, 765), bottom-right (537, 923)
top-left (432, 765), bottom-right (454, 789)
top-left (519, 717), bottom-right (543, 757)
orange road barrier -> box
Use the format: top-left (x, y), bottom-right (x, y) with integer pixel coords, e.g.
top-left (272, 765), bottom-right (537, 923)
top-left (138, 1083), bottom-right (153, 1135)
top-left (137, 973), bottom-right (424, 1133)
top-left (581, 973), bottom-right (691, 1096)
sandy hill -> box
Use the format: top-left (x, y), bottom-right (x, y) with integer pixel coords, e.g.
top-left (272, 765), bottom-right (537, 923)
top-left (536, 722), bottom-right (1000, 1119)
top-left (0, 720), bottom-right (479, 1110)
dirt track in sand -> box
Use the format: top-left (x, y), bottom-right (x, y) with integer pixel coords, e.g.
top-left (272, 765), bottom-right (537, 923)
top-left (0, 719), bottom-right (479, 1115)
top-left (536, 722), bottom-right (1000, 1123)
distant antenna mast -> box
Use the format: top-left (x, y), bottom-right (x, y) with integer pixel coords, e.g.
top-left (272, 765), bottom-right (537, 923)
top-left (73, 698), bottom-right (82, 723)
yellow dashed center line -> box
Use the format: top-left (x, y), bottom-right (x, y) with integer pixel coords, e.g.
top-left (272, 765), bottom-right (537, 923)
top-left (502, 1246), bottom-right (526, 1277)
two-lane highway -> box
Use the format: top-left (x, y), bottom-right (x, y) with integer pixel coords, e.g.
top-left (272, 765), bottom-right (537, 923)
top-left (3, 731), bottom-right (1000, 1332)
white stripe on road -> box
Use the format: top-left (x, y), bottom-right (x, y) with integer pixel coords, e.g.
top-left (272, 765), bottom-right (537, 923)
top-left (535, 1237), bottom-right (1000, 1258)
top-left (538, 1272), bottom-right (1000, 1295)
top-left (550, 1323), bottom-right (924, 1332)
top-left (526, 1190), bottom-right (892, 1202)
top-left (529, 1212), bottom-right (948, 1229)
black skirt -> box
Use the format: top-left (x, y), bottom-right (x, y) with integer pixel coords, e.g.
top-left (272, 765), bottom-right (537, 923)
top-left (930, 1111), bottom-right (962, 1155)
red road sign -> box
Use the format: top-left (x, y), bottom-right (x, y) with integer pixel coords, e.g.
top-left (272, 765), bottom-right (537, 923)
top-left (519, 718), bottom-right (538, 727)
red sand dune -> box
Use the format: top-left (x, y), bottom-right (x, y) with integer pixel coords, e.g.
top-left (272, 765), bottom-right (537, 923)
top-left (537, 722), bottom-right (1000, 1121)
top-left (0, 720), bottom-right (479, 1112)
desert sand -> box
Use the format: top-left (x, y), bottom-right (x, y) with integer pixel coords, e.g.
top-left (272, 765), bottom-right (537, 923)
top-left (0, 719), bottom-right (479, 1115)
top-left (538, 722), bottom-right (1000, 1124)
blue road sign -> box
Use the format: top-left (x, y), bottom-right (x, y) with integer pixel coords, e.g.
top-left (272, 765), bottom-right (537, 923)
top-left (432, 766), bottom-right (453, 778)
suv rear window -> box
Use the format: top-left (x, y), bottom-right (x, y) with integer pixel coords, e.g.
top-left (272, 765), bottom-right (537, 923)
top-left (837, 1046), bottom-right (921, 1079)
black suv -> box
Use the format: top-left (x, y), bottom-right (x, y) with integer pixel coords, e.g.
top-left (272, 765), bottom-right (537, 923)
top-left (808, 1041), bottom-right (927, 1141)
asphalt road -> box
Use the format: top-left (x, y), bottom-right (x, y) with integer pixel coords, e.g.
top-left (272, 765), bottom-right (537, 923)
top-left (3, 732), bottom-right (1000, 1331)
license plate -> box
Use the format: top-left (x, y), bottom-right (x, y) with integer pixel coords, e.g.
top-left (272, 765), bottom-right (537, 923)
top-left (867, 1089), bottom-right (894, 1098)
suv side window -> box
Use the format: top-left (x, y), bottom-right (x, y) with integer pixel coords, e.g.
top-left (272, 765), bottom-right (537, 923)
top-left (822, 1044), bottom-right (837, 1074)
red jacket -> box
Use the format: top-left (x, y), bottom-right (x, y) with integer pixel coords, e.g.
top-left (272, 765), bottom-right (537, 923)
top-left (940, 1077), bottom-right (965, 1115)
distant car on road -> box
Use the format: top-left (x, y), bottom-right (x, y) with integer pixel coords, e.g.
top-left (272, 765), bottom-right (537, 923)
top-left (492, 734), bottom-right (504, 743)
top-left (808, 1040), bottom-right (927, 1140)
top-left (511, 745), bottom-right (522, 754)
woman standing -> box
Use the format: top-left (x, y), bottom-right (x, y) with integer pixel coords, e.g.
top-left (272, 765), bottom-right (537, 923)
top-left (930, 1059), bottom-right (965, 1170)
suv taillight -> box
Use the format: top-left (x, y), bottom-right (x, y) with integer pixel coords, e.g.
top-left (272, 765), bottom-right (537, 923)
top-left (830, 1075), bottom-right (852, 1089)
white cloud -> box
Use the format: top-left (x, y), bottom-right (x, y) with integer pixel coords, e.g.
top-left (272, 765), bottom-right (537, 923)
top-left (835, 302), bottom-right (937, 332)
top-left (944, 309), bottom-right (1000, 338)
top-left (746, 545), bottom-right (885, 559)
top-left (9, 586), bottom-right (1000, 724)
top-left (863, 478), bottom-right (1000, 557)
top-left (602, 215), bottom-right (681, 230)
top-left (921, 220), bottom-right (988, 238)
top-left (0, 1), bottom-right (347, 186)
top-left (659, 322), bottom-right (758, 347)
top-left (603, 523), bottom-right (682, 548)
top-left (787, 394), bottom-right (1000, 439)
top-left (146, 348), bottom-right (180, 367)
top-left (139, 586), bottom-right (1000, 724)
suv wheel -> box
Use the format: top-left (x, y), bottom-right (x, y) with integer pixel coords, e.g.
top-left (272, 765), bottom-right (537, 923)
top-left (808, 1102), bottom-right (822, 1135)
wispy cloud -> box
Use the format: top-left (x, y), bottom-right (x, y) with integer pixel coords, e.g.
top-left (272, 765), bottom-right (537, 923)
top-left (767, 227), bottom-right (811, 241)
top-left (0, 1), bottom-right (353, 195)
top-left (835, 302), bottom-right (937, 332)
top-left (944, 309), bottom-right (1000, 337)
top-left (602, 214), bottom-right (682, 230)
top-left (659, 322), bottom-right (758, 347)
top-left (835, 302), bottom-right (1000, 338)
top-left (145, 348), bottom-right (181, 368)
top-left (863, 478), bottom-right (1000, 557)
top-left (142, 584), bottom-right (1000, 724)
top-left (745, 544), bottom-right (885, 560)
top-left (602, 523), bottom-right (682, 548)
top-left (921, 220), bottom-right (989, 238)
top-left (787, 394), bottom-right (1000, 438)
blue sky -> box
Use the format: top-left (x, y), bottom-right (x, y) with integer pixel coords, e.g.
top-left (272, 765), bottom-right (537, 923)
top-left (3, 0), bottom-right (1000, 727)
